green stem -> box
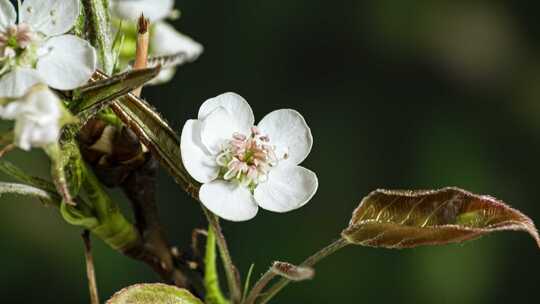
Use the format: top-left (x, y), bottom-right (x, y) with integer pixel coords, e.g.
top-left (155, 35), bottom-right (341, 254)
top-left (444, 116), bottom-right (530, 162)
top-left (81, 163), bottom-right (115, 219)
top-left (205, 226), bottom-right (230, 304)
top-left (255, 238), bottom-right (349, 304)
top-left (203, 207), bottom-right (242, 304)
top-left (83, 0), bottom-right (114, 74)
top-left (81, 164), bottom-right (139, 251)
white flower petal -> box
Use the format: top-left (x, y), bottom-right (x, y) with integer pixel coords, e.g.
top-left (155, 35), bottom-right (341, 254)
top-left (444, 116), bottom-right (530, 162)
top-left (14, 116), bottom-right (60, 150)
top-left (0, 0), bottom-right (16, 31)
top-left (198, 92), bottom-right (254, 124)
top-left (254, 165), bottom-right (318, 213)
top-left (180, 119), bottom-right (219, 183)
top-left (112, 0), bottom-right (174, 22)
top-left (257, 109), bottom-right (313, 165)
top-left (36, 35), bottom-right (97, 90)
top-left (5, 86), bottom-right (62, 150)
top-left (21, 0), bottom-right (79, 36)
top-left (200, 106), bottom-right (249, 155)
top-left (0, 100), bottom-right (23, 119)
top-left (150, 22), bottom-right (203, 60)
top-left (200, 180), bottom-right (259, 222)
top-left (0, 68), bottom-right (43, 98)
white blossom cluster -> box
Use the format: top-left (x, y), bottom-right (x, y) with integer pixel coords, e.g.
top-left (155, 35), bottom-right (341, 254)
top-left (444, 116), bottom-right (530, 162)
top-left (0, 0), bottom-right (317, 221)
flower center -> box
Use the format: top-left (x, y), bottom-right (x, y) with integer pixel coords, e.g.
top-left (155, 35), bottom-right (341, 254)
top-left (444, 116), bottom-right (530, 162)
top-left (216, 127), bottom-right (278, 188)
top-left (0, 24), bottom-right (36, 58)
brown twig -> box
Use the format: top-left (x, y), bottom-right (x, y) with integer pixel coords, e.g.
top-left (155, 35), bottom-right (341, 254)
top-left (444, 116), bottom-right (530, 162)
top-left (82, 230), bottom-right (100, 304)
top-left (120, 153), bottom-right (204, 296)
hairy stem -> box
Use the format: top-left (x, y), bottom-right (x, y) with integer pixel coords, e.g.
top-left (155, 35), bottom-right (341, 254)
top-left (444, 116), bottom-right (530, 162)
top-left (203, 207), bottom-right (242, 303)
top-left (82, 0), bottom-right (114, 74)
top-left (254, 238), bottom-right (349, 304)
top-left (243, 267), bottom-right (274, 304)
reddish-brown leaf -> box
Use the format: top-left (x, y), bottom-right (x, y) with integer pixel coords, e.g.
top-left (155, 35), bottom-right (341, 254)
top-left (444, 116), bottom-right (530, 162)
top-left (342, 187), bottom-right (540, 249)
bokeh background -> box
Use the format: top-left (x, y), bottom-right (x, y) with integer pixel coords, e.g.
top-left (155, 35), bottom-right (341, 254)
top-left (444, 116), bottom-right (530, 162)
top-left (1, 0), bottom-right (540, 303)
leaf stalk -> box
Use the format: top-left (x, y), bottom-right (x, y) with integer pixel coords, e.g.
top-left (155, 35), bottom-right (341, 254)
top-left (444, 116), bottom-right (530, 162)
top-left (253, 238), bottom-right (349, 304)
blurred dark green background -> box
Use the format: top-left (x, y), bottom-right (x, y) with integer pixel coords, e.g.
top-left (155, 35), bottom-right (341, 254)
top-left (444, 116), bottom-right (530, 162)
top-left (1, 0), bottom-right (540, 302)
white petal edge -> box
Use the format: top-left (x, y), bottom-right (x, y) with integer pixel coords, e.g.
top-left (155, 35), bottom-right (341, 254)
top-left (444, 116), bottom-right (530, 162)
top-left (180, 119), bottom-right (219, 183)
top-left (0, 0), bottom-right (16, 31)
top-left (254, 165), bottom-right (318, 213)
top-left (150, 22), bottom-right (204, 60)
top-left (21, 0), bottom-right (79, 36)
top-left (198, 92), bottom-right (254, 124)
top-left (200, 106), bottom-right (251, 155)
top-left (36, 35), bottom-right (97, 90)
top-left (148, 67), bottom-right (176, 85)
top-left (199, 180), bottom-right (259, 222)
top-left (257, 109), bottom-right (313, 166)
top-left (112, 0), bottom-right (174, 22)
top-left (0, 68), bottom-right (43, 98)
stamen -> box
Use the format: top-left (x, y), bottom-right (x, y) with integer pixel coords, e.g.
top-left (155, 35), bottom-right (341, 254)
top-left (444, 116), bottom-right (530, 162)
top-left (0, 23), bottom-right (36, 53)
top-left (215, 128), bottom-right (279, 188)
top-left (233, 133), bottom-right (246, 141)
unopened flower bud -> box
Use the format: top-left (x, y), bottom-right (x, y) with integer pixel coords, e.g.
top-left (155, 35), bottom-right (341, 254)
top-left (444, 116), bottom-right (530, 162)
top-left (271, 261), bottom-right (315, 281)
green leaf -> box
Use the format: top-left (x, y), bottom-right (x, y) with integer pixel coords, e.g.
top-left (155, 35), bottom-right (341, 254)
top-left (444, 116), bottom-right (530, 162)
top-left (72, 67), bottom-right (161, 118)
top-left (342, 187), bottom-right (540, 249)
top-left (106, 283), bottom-right (204, 304)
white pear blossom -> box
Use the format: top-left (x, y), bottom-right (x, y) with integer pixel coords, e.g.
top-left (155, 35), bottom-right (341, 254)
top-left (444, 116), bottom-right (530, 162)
top-left (0, 85), bottom-right (63, 150)
top-left (181, 93), bottom-right (318, 221)
top-left (0, 0), bottom-right (97, 98)
top-left (110, 0), bottom-right (203, 84)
